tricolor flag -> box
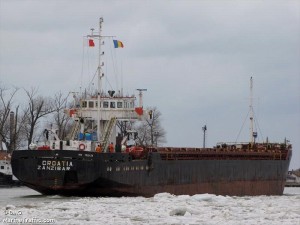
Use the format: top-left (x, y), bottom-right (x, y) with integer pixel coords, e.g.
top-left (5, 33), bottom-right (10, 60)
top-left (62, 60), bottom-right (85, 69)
top-left (113, 40), bottom-right (124, 48)
top-left (89, 39), bottom-right (95, 47)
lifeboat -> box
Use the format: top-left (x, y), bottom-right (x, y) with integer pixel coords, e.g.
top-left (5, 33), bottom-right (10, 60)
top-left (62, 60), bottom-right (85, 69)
top-left (37, 145), bottom-right (51, 150)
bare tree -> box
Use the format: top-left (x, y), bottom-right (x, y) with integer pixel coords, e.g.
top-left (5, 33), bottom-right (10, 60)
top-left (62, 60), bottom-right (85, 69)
top-left (0, 84), bottom-right (34, 151)
top-left (116, 121), bottom-right (128, 135)
top-left (116, 120), bottom-right (135, 136)
top-left (52, 92), bottom-right (73, 140)
top-left (23, 87), bottom-right (55, 147)
top-left (0, 85), bottom-right (18, 151)
top-left (134, 107), bottom-right (166, 147)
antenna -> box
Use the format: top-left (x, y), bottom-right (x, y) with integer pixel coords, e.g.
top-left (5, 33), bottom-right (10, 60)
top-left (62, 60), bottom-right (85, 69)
top-left (249, 77), bottom-right (256, 145)
top-left (136, 89), bottom-right (147, 107)
top-left (202, 125), bottom-right (207, 148)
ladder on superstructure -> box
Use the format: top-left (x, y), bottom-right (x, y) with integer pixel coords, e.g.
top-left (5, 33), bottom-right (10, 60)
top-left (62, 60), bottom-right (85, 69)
top-left (67, 120), bottom-right (80, 140)
top-left (101, 117), bottom-right (116, 151)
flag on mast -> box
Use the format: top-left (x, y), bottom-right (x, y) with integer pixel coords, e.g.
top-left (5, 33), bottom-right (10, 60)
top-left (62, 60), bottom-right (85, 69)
top-left (113, 40), bottom-right (124, 48)
top-left (89, 39), bottom-right (95, 47)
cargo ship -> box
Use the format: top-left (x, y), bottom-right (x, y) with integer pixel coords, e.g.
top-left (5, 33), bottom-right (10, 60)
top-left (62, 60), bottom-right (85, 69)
top-left (11, 18), bottom-right (292, 196)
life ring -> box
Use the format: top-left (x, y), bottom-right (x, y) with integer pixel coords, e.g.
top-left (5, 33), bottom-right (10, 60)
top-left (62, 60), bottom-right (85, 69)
top-left (79, 143), bottom-right (86, 151)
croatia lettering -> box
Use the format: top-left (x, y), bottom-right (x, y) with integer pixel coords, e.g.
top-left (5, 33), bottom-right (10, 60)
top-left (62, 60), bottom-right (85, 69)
top-left (37, 160), bottom-right (74, 171)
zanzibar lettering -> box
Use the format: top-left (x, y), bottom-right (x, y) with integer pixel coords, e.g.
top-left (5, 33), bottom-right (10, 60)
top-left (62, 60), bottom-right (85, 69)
top-left (37, 160), bottom-right (74, 171)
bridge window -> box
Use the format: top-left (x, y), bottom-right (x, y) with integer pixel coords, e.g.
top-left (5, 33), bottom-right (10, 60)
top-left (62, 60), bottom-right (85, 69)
top-left (95, 101), bottom-right (101, 108)
top-left (81, 101), bottom-right (87, 108)
top-left (110, 101), bottom-right (116, 108)
top-left (88, 101), bottom-right (94, 108)
top-left (103, 101), bottom-right (109, 108)
top-left (117, 102), bottom-right (123, 108)
top-left (130, 102), bottom-right (134, 108)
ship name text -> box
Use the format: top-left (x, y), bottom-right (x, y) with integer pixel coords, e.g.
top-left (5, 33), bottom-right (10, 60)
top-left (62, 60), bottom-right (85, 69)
top-left (37, 160), bottom-right (74, 171)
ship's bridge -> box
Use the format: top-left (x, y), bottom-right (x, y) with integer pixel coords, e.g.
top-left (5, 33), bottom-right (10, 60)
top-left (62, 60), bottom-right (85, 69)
top-left (74, 95), bottom-right (142, 121)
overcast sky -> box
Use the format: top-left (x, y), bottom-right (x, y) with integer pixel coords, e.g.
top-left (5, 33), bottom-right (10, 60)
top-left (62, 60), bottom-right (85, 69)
top-left (0, 0), bottom-right (299, 169)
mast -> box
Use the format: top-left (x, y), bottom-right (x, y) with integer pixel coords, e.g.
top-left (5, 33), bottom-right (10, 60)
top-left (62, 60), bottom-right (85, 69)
top-left (86, 18), bottom-right (122, 143)
top-left (97, 17), bottom-right (103, 142)
top-left (249, 77), bottom-right (254, 144)
top-left (88, 17), bottom-right (104, 142)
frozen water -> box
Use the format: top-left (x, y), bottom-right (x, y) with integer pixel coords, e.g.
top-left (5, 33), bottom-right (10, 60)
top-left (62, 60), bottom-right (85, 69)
top-left (0, 187), bottom-right (299, 225)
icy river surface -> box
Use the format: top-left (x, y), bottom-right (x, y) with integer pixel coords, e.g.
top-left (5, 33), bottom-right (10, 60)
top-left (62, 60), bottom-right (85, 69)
top-left (0, 187), bottom-right (299, 225)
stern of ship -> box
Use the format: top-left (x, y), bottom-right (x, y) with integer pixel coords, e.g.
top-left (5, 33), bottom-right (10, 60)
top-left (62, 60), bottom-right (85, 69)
top-left (12, 150), bottom-right (98, 196)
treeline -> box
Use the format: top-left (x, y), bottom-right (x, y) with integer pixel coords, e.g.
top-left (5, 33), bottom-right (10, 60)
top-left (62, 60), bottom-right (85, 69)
top-left (0, 85), bottom-right (72, 152)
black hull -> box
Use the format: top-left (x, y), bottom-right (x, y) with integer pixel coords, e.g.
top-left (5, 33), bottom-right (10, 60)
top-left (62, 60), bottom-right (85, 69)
top-left (0, 173), bottom-right (13, 186)
top-left (12, 150), bottom-right (291, 196)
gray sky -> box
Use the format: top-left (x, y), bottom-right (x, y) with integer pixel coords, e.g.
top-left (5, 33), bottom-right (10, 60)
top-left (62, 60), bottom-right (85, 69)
top-left (0, 0), bottom-right (299, 169)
